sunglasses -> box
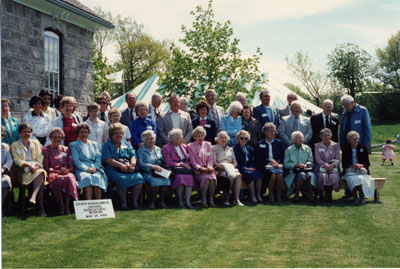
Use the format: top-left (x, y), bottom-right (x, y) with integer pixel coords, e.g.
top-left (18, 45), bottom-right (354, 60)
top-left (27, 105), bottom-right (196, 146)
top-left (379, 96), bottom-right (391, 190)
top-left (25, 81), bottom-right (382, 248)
top-left (98, 101), bottom-right (107, 105)
top-left (239, 137), bottom-right (248, 141)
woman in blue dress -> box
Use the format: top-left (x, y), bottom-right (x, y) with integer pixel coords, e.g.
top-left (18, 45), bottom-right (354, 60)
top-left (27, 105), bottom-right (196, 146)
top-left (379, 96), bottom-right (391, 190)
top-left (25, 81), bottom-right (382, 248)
top-left (137, 130), bottom-right (171, 209)
top-left (102, 123), bottom-right (144, 210)
top-left (70, 123), bottom-right (107, 200)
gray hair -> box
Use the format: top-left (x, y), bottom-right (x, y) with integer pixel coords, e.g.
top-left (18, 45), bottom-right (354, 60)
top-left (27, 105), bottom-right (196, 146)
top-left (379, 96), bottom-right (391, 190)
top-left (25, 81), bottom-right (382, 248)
top-left (322, 99), bottom-right (333, 106)
top-left (262, 122), bottom-right (276, 136)
top-left (168, 128), bottom-right (183, 141)
top-left (236, 92), bottom-right (246, 99)
top-left (180, 97), bottom-right (189, 104)
top-left (134, 101), bottom-right (148, 114)
top-left (227, 101), bottom-right (243, 115)
top-left (205, 89), bottom-right (216, 97)
top-left (290, 100), bottom-right (301, 108)
top-left (235, 130), bottom-right (250, 143)
top-left (259, 90), bottom-right (270, 99)
top-left (341, 95), bottom-right (354, 104)
top-left (192, 126), bottom-right (207, 137)
top-left (215, 130), bottom-right (230, 143)
top-left (76, 123), bottom-right (91, 135)
top-left (141, 130), bottom-right (155, 143)
top-left (346, 131), bottom-right (360, 141)
top-left (291, 131), bottom-right (304, 143)
top-left (319, 128), bottom-right (332, 138)
top-left (152, 93), bottom-right (162, 100)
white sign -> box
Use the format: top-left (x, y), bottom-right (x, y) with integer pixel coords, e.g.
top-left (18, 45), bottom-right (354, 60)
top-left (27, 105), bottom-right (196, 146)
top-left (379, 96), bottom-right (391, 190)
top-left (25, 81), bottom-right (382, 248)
top-left (73, 199), bottom-right (115, 220)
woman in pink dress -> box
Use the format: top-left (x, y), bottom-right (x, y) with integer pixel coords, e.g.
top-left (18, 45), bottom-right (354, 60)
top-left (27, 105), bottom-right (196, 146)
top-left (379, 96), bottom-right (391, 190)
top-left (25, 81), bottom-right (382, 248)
top-left (314, 128), bottom-right (341, 203)
top-left (381, 139), bottom-right (396, 166)
top-left (162, 128), bottom-right (195, 209)
top-left (42, 127), bottom-right (78, 215)
top-left (188, 126), bottom-right (217, 208)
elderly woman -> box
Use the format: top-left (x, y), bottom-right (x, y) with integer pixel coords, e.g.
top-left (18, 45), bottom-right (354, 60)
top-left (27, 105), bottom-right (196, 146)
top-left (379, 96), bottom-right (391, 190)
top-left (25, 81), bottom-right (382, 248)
top-left (220, 101), bottom-right (243, 145)
top-left (254, 123), bottom-right (285, 202)
top-left (23, 96), bottom-right (52, 145)
top-left (42, 127), bottom-right (78, 215)
top-left (241, 105), bottom-right (262, 148)
top-left (213, 131), bottom-right (243, 206)
top-left (192, 101), bottom-right (217, 144)
top-left (342, 131), bottom-right (374, 205)
top-left (11, 123), bottom-right (47, 216)
top-left (188, 126), bottom-right (217, 208)
top-left (51, 96), bottom-right (82, 146)
top-left (70, 123), bottom-right (107, 200)
top-left (180, 97), bottom-right (197, 120)
top-left (85, 103), bottom-right (107, 150)
top-left (284, 131), bottom-right (317, 203)
top-left (130, 101), bottom-right (157, 148)
top-left (314, 128), bottom-right (341, 203)
top-left (1, 126), bottom-right (13, 212)
top-left (2, 98), bottom-right (20, 145)
top-left (233, 130), bottom-right (263, 203)
top-left (236, 92), bottom-right (247, 106)
top-left (138, 130), bottom-right (171, 209)
top-left (102, 123), bottom-right (144, 210)
top-left (103, 108), bottom-right (132, 143)
top-left (162, 128), bottom-right (195, 209)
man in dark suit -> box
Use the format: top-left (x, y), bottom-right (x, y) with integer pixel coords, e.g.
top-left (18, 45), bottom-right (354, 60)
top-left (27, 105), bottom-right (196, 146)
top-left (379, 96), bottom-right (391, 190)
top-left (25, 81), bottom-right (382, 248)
top-left (120, 93), bottom-right (137, 128)
top-left (253, 90), bottom-right (279, 127)
top-left (279, 93), bottom-right (298, 119)
top-left (309, 99), bottom-right (339, 154)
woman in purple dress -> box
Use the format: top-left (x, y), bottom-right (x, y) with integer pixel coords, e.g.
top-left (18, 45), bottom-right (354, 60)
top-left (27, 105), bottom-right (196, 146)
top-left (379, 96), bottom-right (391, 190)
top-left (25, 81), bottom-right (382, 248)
top-left (188, 126), bottom-right (216, 208)
top-left (162, 128), bottom-right (195, 209)
top-left (42, 127), bottom-right (78, 215)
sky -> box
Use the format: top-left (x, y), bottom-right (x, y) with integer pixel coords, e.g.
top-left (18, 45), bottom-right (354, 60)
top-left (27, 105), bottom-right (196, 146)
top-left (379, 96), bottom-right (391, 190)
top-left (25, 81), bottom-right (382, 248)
top-left (80, 0), bottom-right (400, 89)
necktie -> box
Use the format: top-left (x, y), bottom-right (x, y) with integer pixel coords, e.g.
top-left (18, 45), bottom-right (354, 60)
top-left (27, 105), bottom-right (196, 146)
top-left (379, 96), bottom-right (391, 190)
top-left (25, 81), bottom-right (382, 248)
top-left (100, 112), bottom-right (105, 121)
top-left (200, 119), bottom-right (206, 126)
top-left (130, 109), bottom-right (134, 121)
top-left (210, 106), bottom-right (218, 122)
top-left (293, 116), bottom-right (299, 131)
top-left (325, 116), bottom-right (330, 129)
top-left (265, 107), bottom-right (272, 122)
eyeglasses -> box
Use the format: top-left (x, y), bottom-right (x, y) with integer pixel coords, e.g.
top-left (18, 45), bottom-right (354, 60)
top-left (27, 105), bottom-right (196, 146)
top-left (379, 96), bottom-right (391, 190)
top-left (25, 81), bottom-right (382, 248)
top-left (239, 137), bottom-right (248, 141)
top-left (98, 101), bottom-right (107, 105)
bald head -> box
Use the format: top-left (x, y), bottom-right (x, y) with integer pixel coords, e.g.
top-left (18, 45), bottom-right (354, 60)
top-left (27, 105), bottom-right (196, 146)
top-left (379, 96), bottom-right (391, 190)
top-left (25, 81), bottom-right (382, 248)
top-left (287, 93), bottom-right (298, 105)
top-left (322, 99), bottom-right (333, 116)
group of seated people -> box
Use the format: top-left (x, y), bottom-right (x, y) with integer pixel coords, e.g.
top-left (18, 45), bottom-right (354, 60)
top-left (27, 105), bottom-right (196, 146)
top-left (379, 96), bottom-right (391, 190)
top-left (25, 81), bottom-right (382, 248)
top-left (1, 89), bottom-right (375, 216)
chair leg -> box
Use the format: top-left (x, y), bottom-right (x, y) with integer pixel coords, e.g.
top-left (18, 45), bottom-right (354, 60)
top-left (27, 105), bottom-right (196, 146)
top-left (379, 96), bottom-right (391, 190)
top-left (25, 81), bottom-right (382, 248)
top-left (19, 185), bottom-right (26, 217)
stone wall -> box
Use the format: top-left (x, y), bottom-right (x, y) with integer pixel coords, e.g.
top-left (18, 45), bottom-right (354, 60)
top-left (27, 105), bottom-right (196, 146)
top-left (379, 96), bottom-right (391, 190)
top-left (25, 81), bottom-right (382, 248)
top-left (1, 0), bottom-right (94, 120)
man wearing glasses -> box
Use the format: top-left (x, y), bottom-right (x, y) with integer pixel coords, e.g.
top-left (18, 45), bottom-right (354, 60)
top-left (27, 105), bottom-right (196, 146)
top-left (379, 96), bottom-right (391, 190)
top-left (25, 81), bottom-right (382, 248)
top-left (97, 97), bottom-right (110, 125)
top-left (279, 93), bottom-right (298, 119)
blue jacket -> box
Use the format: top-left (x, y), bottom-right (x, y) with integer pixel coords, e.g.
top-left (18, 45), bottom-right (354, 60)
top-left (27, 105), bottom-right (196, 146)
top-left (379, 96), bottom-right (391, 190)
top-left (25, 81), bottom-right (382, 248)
top-left (253, 104), bottom-right (279, 128)
top-left (220, 115), bottom-right (242, 145)
top-left (130, 117), bottom-right (157, 147)
top-left (1, 116), bottom-right (20, 145)
top-left (233, 144), bottom-right (256, 173)
top-left (339, 104), bottom-right (372, 147)
top-left (254, 139), bottom-right (285, 171)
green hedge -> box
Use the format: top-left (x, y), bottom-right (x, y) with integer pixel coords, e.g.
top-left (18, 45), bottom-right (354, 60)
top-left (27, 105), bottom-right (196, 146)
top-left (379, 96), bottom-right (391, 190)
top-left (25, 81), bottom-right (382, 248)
top-left (357, 90), bottom-right (400, 123)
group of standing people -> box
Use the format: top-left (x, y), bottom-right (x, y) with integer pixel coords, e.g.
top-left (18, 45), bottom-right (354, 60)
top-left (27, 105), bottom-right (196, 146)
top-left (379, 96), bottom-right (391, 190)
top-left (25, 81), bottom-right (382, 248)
top-left (1, 87), bottom-right (376, 216)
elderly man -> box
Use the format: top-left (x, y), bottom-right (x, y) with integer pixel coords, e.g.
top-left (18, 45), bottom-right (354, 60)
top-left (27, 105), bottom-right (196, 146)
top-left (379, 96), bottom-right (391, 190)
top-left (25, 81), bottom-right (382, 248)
top-left (180, 97), bottom-right (197, 120)
top-left (157, 94), bottom-right (193, 146)
top-left (279, 93), bottom-right (298, 119)
top-left (236, 92), bottom-right (247, 106)
top-left (253, 90), bottom-right (279, 127)
top-left (278, 101), bottom-right (312, 147)
top-left (205, 89), bottom-right (224, 129)
top-left (339, 95), bottom-right (371, 149)
top-left (120, 93), bottom-right (137, 128)
top-left (309, 99), bottom-right (339, 154)
top-left (147, 93), bottom-right (162, 125)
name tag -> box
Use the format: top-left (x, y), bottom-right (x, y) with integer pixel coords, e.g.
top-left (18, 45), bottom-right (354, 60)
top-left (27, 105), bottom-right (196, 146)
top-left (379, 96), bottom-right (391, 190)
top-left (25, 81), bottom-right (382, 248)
top-left (17, 149), bottom-right (22, 154)
top-left (121, 145), bottom-right (128, 149)
top-left (205, 152), bottom-right (211, 156)
top-left (331, 121), bottom-right (336, 125)
top-left (72, 123), bottom-right (77, 127)
top-left (204, 124), bottom-right (211, 128)
top-left (262, 113), bottom-right (268, 117)
top-left (147, 126), bottom-right (153, 130)
top-left (354, 120), bottom-right (361, 124)
top-left (318, 148), bottom-right (325, 152)
top-left (61, 152), bottom-right (67, 157)
top-left (260, 144), bottom-right (266, 148)
top-left (360, 148), bottom-right (364, 152)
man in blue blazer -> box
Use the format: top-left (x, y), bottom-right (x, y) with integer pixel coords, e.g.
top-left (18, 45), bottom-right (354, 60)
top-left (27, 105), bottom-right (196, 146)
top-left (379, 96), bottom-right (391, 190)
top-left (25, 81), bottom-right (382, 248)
top-left (120, 93), bottom-right (137, 128)
top-left (253, 90), bottom-right (279, 127)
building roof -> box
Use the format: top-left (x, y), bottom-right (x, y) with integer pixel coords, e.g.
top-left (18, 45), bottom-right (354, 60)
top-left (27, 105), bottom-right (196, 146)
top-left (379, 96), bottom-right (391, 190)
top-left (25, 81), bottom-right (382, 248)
top-left (60, 0), bottom-right (109, 23)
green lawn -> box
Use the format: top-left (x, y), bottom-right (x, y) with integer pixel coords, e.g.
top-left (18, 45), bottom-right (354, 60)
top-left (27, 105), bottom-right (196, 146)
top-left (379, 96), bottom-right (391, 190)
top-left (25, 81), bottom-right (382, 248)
top-left (370, 122), bottom-right (400, 152)
top-left (2, 153), bottom-right (400, 268)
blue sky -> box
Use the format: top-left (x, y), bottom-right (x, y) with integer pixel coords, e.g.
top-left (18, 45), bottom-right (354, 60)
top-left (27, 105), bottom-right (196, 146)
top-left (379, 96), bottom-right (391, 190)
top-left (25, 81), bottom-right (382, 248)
top-left (81, 0), bottom-right (400, 88)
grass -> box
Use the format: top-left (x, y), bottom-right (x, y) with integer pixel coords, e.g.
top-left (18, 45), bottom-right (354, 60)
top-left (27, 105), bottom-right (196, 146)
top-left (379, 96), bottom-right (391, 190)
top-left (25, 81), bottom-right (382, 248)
top-left (2, 153), bottom-right (400, 268)
top-left (370, 122), bottom-right (400, 152)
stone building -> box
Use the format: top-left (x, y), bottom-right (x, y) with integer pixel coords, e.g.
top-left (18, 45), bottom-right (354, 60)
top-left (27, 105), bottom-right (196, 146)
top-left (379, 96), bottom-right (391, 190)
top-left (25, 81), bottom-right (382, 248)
top-left (1, 0), bottom-right (114, 119)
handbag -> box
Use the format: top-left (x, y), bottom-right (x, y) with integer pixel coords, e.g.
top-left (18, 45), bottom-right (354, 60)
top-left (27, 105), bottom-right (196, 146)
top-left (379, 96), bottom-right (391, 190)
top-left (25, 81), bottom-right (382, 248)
top-left (117, 158), bottom-right (131, 173)
top-left (172, 166), bottom-right (194, 175)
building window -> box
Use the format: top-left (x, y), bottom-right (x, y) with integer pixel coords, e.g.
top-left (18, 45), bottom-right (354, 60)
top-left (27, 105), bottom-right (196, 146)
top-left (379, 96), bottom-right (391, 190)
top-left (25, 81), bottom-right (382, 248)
top-left (44, 31), bottom-right (60, 101)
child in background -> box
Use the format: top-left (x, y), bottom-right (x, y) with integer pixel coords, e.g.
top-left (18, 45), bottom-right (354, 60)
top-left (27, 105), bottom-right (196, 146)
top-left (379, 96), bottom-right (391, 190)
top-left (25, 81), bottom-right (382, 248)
top-left (382, 139), bottom-right (396, 166)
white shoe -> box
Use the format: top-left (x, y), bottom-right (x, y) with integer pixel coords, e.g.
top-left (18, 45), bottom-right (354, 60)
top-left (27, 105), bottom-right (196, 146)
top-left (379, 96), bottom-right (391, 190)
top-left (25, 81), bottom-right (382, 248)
top-left (233, 201), bottom-right (244, 206)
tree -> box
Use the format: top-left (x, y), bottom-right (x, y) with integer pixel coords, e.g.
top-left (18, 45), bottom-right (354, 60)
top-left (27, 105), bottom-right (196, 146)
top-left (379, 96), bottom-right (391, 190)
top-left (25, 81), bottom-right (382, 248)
top-left (283, 83), bottom-right (312, 102)
top-left (93, 7), bottom-right (114, 55)
top-left (113, 16), bottom-right (170, 91)
top-left (285, 51), bottom-right (328, 106)
top-left (375, 30), bottom-right (400, 90)
top-left (327, 43), bottom-right (372, 97)
top-left (158, 0), bottom-right (266, 108)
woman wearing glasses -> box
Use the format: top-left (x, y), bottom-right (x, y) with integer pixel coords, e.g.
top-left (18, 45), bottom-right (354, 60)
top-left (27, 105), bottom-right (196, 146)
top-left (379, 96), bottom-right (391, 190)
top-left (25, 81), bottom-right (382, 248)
top-left (233, 130), bottom-right (264, 203)
top-left (220, 101), bottom-right (243, 146)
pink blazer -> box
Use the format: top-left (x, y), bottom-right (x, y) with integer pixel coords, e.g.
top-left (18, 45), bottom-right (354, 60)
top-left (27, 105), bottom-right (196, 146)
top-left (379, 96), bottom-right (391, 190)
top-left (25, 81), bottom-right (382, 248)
top-left (188, 141), bottom-right (214, 170)
top-left (162, 142), bottom-right (190, 167)
top-left (314, 141), bottom-right (340, 172)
